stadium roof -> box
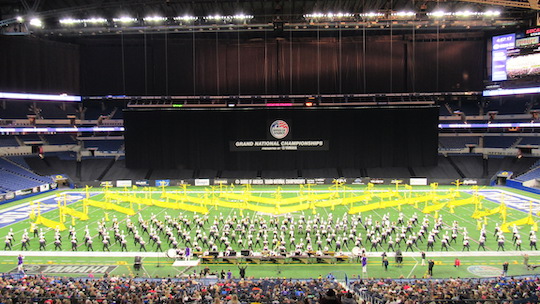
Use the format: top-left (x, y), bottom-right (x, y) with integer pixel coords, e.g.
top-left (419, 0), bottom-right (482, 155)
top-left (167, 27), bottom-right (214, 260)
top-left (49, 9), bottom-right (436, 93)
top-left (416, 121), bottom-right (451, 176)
top-left (0, 0), bottom-right (536, 35)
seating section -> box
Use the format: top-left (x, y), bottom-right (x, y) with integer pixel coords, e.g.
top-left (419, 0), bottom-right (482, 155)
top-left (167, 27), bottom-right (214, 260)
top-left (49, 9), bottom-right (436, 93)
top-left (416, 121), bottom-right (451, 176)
top-left (484, 136), bottom-right (518, 148)
top-left (0, 136), bottom-right (19, 147)
top-left (485, 98), bottom-right (529, 114)
top-left (83, 140), bottom-right (123, 151)
top-left (44, 134), bottom-right (77, 145)
top-left (0, 276), bottom-right (344, 304)
top-left (351, 277), bottom-right (539, 304)
top-left (0, 102), bottom-right (34, 119)
top-left (439, 136), bottom-right (479, 149)
top-left (519, 137), bottom-right (540, 145)
top-left (0, 157), bottom-right (53, 192)
top-left (18, 135), bottom-right (43, 144)
top-left (38, 103), bottom-right (79, 119)
top-left (515, 167), bottom-right (540, 182)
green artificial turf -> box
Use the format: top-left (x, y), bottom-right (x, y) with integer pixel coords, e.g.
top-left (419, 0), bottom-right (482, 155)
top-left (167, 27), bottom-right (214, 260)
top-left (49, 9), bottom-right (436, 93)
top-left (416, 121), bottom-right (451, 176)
top-left (0, 185), bottom-right (538, 279)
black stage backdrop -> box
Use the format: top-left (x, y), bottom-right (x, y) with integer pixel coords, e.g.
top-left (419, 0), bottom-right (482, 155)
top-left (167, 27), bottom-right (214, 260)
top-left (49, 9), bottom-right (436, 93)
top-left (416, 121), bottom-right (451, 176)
top-left (124, 106), bottom-right (438, 171)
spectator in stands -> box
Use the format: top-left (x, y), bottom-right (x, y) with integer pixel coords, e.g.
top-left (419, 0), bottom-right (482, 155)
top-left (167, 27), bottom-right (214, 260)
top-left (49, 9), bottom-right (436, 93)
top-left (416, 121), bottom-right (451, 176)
top-left (351, 276), bottom-right (540, 303)
top-left (320, 288), bottom-right (341, 304)
top-left (341, 292), bottom-right (357, 304)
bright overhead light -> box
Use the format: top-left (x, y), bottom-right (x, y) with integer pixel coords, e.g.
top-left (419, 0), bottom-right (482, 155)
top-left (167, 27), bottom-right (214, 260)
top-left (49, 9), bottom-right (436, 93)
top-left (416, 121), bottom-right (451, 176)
top-left (59, 18), bottom-right (79, 25)
top-left (16, 16), bottom-right (23, 22)
top-left (484, 10), bottom-right (501, 17)
top-left (113, 16), bottom-right (137, 23)
top-left (205, 15), bottom-right (224, 21)
top-left (304, 12), bottom-right (354, 19)
top-left (428, 11), bottom-right (450, 18)
top-left (455, 10), bottom-right (475, 17)
top-left (85, 18), bottom-right (107, 24)
top-left (232, 14), bottom-right (253, 20)
top-left (29, 17), bottom-right (42, 27)
top-left (143, 16), bottom-right (167, 22)
top-left (174, 15), bottom-right (197, 22)
top-left (392, 11), bottom-right (416, 17)
top-left (359, 12), bottom-right (385, 18)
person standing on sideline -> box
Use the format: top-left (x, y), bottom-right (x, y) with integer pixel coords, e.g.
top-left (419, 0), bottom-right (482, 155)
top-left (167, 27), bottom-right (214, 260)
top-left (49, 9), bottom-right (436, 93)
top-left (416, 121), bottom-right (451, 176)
top-left (454, 258), bottom-right (461, 268)
top-left (17, 254), bottom-right (24, 273)
top-left (361, 254), bottom-right (368, 275)
top-left (421, 251), bottom-right (426, 266)
top-left (383, 256), bottom-right (389, 271)
top-left (428, 259), bottom-right (435, 277)
top-left (238, 264), bottom-right (247, 279)
top-left (395, 249), bottom-right (403, 268)
top-left (502, 261), bottom-right (509, 277)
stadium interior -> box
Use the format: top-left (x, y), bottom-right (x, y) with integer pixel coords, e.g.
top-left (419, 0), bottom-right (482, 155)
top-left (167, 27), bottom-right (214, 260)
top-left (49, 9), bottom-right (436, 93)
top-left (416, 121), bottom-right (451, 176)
top-left (2, 0), bottom-right (540, 303)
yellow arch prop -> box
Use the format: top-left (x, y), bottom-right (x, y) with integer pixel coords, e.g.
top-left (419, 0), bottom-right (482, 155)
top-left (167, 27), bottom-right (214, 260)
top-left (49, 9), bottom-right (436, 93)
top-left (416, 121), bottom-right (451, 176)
top-left (472, 203), bottom-right (506, 219)
top-left (501, 214), bottom-right (536, 233)
top-left (59, 206), bottom-right (89, 220)
top-left (84, 199), bottom-right (136, 216)
top-left (35, 216), bottom-right (66, 231)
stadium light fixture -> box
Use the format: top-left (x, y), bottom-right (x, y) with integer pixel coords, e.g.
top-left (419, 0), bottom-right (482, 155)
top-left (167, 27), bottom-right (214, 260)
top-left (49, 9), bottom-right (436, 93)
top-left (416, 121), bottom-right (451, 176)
top-left (303, 12), bottom-right (354, 19)
top-left (484, 10), bottom-right (501, 17)
top-left (205, 15), bottom-right (224, 21)
top-left (113, 16), bottom-right (137, 23)
top-left (59, 18), bottom-right (79, 25)
top-left (86, 18), bottom-right (108, 24)
top-left (60, 17), bottom-right (108, 25)
top-left (392, 11), bottom-right (416, 18)
top-left (16, 16), bottom-right (23, 22)
top-left (232, 14), bottom-right (254, 20)
top-left (455, 11), bottom-right (476, 17)
top-left (174, 15), bottom-right (197, 22)
top-left (29, 17), bottom-right (42, 27)
top-left (143, 16), bottom-right (167, 22)
top-left (359, 12), bottom-right (385, 18)
top-left (428, 11), bottom-right (451, 18)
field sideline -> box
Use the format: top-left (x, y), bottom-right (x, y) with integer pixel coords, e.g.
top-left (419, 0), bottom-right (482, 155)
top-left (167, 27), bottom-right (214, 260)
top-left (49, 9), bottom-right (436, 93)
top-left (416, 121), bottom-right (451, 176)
top-left (0, 185), bottom-right (539, 279)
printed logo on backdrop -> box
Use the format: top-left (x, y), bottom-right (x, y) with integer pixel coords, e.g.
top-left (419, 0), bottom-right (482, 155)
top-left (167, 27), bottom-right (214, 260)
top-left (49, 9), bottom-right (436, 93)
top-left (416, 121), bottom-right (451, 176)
top-left (352, 178), bottom-right (365, 185)
top-left (13, 265), bottom-right (116, 274)
top-left (155, 180), bottom-right (170, 187)
top-left (467, 266), bottom-right (502, 277)
top-left (270, 120), bottom-right (290, 139)
top-left (230, 118), bottom-right (328, 151)
top-left (100, 181), bottom-right (113, 187)
top-left (135, 180), bottom-right (150, 187)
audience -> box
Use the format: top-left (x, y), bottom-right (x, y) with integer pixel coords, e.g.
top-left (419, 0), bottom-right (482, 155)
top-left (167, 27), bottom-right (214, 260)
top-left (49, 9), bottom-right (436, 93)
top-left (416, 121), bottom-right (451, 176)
top-left (0, 273), bottom-right (538, 304)
top-left (351, 276), bottom-right (540, 304)
top-left (0, 275), bottom-right (344, 304)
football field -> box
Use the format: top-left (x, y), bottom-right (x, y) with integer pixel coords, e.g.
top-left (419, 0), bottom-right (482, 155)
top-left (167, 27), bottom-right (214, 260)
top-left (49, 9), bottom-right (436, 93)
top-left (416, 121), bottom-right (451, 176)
top-left (0, 184), bottom-right (539, 280)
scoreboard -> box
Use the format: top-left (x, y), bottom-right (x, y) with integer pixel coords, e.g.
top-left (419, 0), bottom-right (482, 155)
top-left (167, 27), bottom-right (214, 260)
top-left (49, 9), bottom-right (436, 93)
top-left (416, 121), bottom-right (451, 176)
top-left (492, 28), bottom-right (540, 82)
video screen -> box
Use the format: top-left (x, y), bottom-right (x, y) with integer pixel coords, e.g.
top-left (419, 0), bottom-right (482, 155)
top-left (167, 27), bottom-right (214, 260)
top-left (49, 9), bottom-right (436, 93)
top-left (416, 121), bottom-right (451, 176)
top-left (491, 29), bottom-right (540, 82)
